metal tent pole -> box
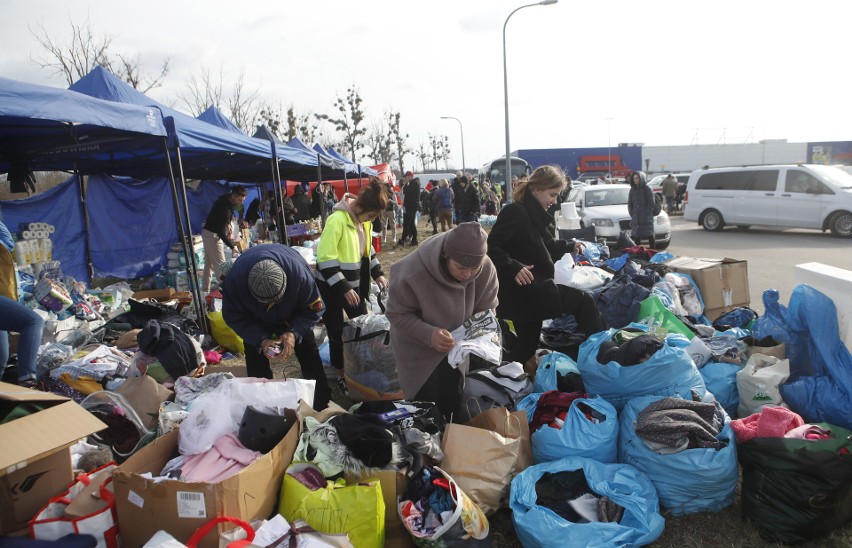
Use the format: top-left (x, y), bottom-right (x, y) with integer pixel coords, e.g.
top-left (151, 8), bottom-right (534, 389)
top-left (163, 118), bottom-right (210, 334)
top-left (270, 141), bottom-right (290, 246)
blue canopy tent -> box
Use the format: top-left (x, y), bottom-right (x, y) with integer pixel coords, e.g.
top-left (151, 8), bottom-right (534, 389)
top-left (0, 76), bottom-right (172, 283)
top-left (69, 68), bottom-right (322, 319)
top-left (70, 67), bottom-right (319, 182)
top-left (197, 106), bottom-right (245, 136)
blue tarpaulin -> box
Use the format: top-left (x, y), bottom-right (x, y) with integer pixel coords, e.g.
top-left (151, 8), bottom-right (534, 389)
top-left (0, 178), bottom-right (88, 281)
top-left (1, 175), bottom-right (229, 282)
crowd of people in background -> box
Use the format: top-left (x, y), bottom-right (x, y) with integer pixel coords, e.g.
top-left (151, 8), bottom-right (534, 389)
top-left (374, 170), bottom-right (509, 248)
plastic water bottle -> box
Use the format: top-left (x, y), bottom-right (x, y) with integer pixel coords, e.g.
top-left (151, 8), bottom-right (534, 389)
top-left (58, 328), bottom-right (92, 350)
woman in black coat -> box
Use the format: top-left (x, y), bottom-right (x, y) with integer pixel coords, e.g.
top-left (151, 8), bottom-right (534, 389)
top-left (627, 171), bottom-right (657, 248)
top-left (487, 165), bottom-right (606, 365)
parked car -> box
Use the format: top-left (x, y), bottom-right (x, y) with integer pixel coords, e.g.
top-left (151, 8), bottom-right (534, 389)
top-left (647, 173), bottom-right (691, 194)
top-left (565, 184), bottom-right (671, 249)
top-left (683, 164), bottom-right (852, 237)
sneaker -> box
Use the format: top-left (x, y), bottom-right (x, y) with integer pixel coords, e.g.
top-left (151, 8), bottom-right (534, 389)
top-left (336, 376), bottom-right (349, 397)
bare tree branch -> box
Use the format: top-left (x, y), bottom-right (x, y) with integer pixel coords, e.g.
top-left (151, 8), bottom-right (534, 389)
top-left (29, 17), bottom-right (169, 90)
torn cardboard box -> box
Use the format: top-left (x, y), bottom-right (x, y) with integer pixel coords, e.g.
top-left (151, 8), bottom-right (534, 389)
top-left (0, 382), bottom-right (107, 534)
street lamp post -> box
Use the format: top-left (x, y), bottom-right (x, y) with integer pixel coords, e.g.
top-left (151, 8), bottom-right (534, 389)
top-left (605, 117), bottom-right (613, 180)
top-left (440, 116), bottom-right (466, 174)
top-left (504, 0), bottom-right (558, 204)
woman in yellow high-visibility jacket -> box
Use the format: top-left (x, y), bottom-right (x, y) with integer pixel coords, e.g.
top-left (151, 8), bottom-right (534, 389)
top-left (315, 178), bottom-right (389, 391)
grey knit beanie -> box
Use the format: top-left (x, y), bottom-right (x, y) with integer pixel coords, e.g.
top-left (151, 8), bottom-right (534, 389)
top-left (248, 259), bottom-right (287, 303)
top-left (443, 222), bottom-right (488, 268)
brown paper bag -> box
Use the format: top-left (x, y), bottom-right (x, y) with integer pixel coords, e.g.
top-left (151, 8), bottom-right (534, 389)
top-left (115, 375), bottom-right (174, 429)
top-left (440, 418), bottom-right (520, 515)
top-left (466, 406), bottom-right (532, 473)
top-left (746, 342), bottom-right (785, 360)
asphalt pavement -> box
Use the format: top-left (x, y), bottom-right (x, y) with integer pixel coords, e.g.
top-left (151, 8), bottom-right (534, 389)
top-left (666, 216), bottom-right (852, 313)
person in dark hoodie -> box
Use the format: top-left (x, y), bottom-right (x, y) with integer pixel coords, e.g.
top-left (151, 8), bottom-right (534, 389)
top-left (487, 165), bottom-right (607, 366)
top-left (202, 186), bottom-right (246, 291)
top-left (627, 170), bottom-right (657, 249)
top-left (386, 222), bottom-right (498, 419)
top-left (221, 243), bottom-right (331, 409)
top-left (314, 178), bottom-right (388, 391)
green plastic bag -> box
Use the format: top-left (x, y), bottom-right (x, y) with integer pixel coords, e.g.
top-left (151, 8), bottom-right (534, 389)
top-left (208, 311), bottom-right (244, 353)
top-left (279, 463), bottom-right (385, 548)
top-left (636, 294), bottom-right (694, 338)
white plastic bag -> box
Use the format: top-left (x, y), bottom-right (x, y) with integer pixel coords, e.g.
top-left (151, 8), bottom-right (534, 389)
top-left (556, 265), bottom-right (612, 290)
top-left (737, 353), bottom-right (790, 417)
top-left (225, 378), bottom-right (315, 423)
top-left (178, 392), bottom-right (234, 455)
top-left (553, 254), bottom-right (575, 287)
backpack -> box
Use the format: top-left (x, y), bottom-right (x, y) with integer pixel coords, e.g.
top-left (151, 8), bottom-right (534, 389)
top-left (712, 306), bottom-right (758, 330)
top-left (593, 275), bottom-right (651, 329)
top-left (456, 361), bottom-right (534, 423)
top-left (437, 187), bottom-right (453, 209)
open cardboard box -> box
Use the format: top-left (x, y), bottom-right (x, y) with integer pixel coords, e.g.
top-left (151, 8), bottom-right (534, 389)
top-left (0, 382), bottom-right (107, 534)
top-left (131, 288), bottom-right (177, 302)
top-left (112, 419), bottom-right (301, 547)
top-left (666, 256), bottom-right (750, 320)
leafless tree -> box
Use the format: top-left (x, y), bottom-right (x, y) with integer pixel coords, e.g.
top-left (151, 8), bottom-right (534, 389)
top-left (387, 111), bottom-right (412, 173)
top-left (417, 140), bottom-right (431, 172)
top-left (316, 85), bottom-right (367, 162)
top-left (30, 18), bottom-right (170, 92)
top-left (365, 118), bottom-right (393, 165)
top-left (179, 67), bottom-right (260, 134)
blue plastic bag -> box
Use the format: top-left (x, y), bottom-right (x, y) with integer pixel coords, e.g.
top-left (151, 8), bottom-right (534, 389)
top-left (577, 326), bottom-right (709, 412)
top-left (531, 396), bottom-right (618, 464)
top-left (699, 361), bottom-right (741, 418)
top-left (618, 395), bottom-right (738, 515)
top-left (604, 254), bottom-right (629, 272)
top-left (648, 251), bottom-right (673, 263)
top-left (510, 456), bottom-right (664, 548)
top-left (533, 351), bottom-right (580, 393)
top-left (752, 289), bottom-right (789, 343)
top-left (779, 285), bottom-right (852, 430)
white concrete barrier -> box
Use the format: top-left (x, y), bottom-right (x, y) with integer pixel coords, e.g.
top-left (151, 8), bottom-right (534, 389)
top-left (793, 262), bottom-right (852, 347)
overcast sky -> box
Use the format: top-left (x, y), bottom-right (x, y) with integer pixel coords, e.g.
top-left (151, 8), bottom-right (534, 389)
top-left (3, 0), bottom-right (851, 171)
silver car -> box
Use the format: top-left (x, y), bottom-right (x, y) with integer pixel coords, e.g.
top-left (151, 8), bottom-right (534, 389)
top-left (565, 184), bottom-right (671, 249)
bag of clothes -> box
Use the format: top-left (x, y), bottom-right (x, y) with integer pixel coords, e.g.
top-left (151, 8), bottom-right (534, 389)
top-left (738, 422), bottom-right (852, 544)
top-left (398, 465), bottom-right (490, 546)
top-left (518, 392), bottom-right (618, 465)
top-left (509, 456), bottom-right (664, 548)
top-left (342, 313), bottom-right (403, 401)
top-left (532, 351), bottom-right (584, 394)
top-left (779, 285), bottom-right (852, 430)
top-left (618, 395), bottom-right (738, 515)
top-left (279, 463), bottom-right (384, 548)
top-left (577, 327), bottom-right (709, 412)
top-left (456, 362), bottom-right (533, 423)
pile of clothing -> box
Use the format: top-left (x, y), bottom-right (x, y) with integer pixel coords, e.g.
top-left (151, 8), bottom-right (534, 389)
top-left (534, 469), bottom-right (624, 524)
top-left (634, 397), bottom-right (728, 454)
top-left (730, 406), bottom-right (833, 443)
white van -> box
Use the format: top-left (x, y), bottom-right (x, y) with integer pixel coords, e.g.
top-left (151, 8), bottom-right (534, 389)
top-left (683, 164), bottom-right (852, 237)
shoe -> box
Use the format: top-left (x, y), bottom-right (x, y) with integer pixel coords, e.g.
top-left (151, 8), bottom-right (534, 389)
top-left (18, 379), bottom-right (43, 391)
top-left (410, 241), bottom-right (419, 247)
top-left (336, 376), bottom-right (349, 397)
top-left (432, 230), bottom-right (438, 235)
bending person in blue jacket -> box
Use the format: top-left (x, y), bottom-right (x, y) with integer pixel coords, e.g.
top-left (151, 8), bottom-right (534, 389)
top-left (221, 243), bottom-right (331, 409)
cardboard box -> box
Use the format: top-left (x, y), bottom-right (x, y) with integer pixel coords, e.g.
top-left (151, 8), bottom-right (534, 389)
top-left (667, 256), bottom-right (750, 320)
top-left (131, 288), bottom-right (176, 302)
top-left (0, 382), bottom-right (107, 534)
top-left (112, 422), bottom-right (300, 548)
